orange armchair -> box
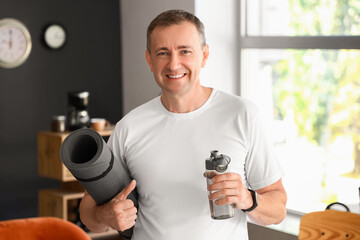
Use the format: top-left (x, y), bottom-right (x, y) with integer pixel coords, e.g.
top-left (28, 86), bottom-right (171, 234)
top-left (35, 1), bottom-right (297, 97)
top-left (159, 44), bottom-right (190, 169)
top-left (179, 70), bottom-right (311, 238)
top-left (0, 217), bottom-right (91, 240)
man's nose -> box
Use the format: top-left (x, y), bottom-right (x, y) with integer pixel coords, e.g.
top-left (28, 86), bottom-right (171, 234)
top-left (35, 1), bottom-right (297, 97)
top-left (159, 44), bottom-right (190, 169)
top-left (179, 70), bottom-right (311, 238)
top-left (168, 54), bottom-right (181, 71)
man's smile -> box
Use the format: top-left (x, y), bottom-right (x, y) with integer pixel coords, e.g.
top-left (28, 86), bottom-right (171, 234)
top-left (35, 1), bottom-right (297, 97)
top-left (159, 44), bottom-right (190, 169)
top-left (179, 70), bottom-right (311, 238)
top-left (166, 73), bottom-right (186, 79)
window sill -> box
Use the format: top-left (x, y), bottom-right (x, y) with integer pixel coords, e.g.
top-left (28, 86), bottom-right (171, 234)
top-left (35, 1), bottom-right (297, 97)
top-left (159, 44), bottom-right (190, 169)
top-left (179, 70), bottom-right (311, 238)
top-left (266, 210), bottom-right (303, 236)
top-left (252, 204), bottom-right (359, 237)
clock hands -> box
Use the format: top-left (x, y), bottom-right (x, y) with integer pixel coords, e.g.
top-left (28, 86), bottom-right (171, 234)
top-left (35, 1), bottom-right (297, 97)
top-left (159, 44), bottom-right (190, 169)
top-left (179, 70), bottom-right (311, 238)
top-left (9, 29), bottom-right (13, 49)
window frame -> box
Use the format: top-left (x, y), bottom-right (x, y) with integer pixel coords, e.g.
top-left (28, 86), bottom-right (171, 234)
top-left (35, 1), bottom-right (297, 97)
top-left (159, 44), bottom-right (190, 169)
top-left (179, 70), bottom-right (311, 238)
top-left (239, 0), bottom-right (360, 49)
top-left (239, 0), bottom-right (360, 119)
top-left (238, 0), bottom-right (360, 214)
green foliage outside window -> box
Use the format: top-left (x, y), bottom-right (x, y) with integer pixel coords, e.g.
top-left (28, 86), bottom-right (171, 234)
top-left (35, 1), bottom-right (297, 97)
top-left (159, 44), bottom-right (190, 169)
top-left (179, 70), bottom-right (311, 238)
top-left (273, 0), bottom-right (360, 175)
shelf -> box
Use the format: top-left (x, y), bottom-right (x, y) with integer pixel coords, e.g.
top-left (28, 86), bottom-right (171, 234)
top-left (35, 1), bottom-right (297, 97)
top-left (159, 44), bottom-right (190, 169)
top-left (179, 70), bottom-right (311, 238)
top-left (37, 127), bottom-right (113, 181)
top-left (38, 187), bottom-right (118, 239)
top-left (38, 188), bottom-right (84, 220)
top-left (88, 229), bottom-right (119, 239)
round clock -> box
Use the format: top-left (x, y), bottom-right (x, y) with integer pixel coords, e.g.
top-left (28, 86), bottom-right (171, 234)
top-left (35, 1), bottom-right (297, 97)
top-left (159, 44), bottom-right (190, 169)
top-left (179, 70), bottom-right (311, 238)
top-left (44, 24), bottom-right (66, 49)
top-left (0, 18), bottom-right (32, 69)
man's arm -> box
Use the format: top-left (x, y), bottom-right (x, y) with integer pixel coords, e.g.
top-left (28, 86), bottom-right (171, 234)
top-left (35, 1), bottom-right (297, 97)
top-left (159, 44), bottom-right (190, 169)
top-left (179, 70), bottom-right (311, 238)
top-left (79, 180), bottom-right (138, 232)
top-left (208, 173), bottom-right (287, 225)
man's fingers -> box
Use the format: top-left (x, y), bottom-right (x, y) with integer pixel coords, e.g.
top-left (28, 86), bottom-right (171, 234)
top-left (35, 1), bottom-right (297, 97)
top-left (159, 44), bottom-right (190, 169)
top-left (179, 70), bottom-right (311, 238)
top-left (115, 180), bottom-right (137, 200)
top-left (119, 220), bottom-right (137, 232)
top-left (114, 204), bottom-right (138, 231)
top-left (214, 196), bottom-right (238, 206)
top-left (208, 188), bottom-right (239, 200)
top-left (211, 172), bottom-right (241, 183)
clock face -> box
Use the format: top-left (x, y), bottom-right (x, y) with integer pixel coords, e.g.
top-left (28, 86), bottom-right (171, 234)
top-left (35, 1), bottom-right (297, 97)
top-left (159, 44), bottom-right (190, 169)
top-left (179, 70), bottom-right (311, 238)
top-left (44, 24), bottom-right (66, 49)
top-left (0, 18), bottom-right (32, 68)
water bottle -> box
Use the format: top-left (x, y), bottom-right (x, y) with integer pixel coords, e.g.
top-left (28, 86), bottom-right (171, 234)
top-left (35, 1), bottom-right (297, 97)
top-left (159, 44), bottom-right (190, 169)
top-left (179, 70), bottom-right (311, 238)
top-left (205, 150), bottom-right (235, 220)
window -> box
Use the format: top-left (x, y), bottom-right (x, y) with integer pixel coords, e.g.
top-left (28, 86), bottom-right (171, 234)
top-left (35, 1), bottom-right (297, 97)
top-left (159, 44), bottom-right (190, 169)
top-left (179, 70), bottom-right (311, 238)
top-left (240, 0), bottom-right (360, 214)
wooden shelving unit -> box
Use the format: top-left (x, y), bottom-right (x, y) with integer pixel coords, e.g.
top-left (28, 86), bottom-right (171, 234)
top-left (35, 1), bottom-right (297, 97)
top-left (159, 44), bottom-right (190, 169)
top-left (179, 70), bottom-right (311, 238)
top-left (37, 127), bottom-right (118, 239)
top-left (38, 188), bottom-right (84, 221)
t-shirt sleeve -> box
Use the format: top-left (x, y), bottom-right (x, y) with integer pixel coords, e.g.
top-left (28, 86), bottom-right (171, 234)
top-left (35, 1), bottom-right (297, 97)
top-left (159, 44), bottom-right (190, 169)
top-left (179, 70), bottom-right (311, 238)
top-left (244, 109), bottom-right (285, 190)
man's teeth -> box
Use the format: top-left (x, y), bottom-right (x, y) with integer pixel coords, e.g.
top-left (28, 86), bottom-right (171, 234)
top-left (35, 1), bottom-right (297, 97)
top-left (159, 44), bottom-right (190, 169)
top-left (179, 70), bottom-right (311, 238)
top-left (168, 74), bottom-right (185, 78)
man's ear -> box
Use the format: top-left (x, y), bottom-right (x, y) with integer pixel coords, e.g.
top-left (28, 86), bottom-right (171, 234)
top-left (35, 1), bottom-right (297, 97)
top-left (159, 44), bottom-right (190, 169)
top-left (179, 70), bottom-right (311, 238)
top-left (201, 44), bottom-right (209, 68)
top-left (145, 50), bottom-right (154, 72)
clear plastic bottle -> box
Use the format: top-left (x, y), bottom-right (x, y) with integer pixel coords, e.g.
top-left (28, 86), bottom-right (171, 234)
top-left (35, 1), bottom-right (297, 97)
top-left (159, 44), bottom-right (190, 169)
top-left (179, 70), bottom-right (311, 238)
top-left (205, 150), bottom-right (235, 220)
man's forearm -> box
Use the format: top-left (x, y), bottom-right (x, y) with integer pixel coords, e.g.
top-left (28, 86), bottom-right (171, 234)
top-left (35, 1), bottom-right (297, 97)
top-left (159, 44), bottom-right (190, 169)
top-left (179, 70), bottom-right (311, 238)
top-left (246, 189), bottom-right (287, 226)
top-left (79, 193), bottom-right (109, 233)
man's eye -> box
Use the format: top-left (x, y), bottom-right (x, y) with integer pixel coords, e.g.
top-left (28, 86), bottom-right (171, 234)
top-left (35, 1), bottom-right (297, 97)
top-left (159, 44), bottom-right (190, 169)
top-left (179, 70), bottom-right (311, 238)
top-left (157, 52), bottom-right (168, 56)
top-left (182, 50), bottom-right (191, 54)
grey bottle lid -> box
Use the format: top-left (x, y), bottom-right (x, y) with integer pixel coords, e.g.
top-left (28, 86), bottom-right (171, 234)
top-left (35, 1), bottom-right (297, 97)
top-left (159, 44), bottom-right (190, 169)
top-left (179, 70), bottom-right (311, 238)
top-left (205, 150), bottom-right (231, 172)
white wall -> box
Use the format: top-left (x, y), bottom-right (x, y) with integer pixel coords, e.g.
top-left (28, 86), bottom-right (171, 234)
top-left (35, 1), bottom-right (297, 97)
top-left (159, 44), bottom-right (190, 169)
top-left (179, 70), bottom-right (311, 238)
top-left (195, 0), bottom-right (239, 95)
top-left (120, 0), bottom-right (239, 114)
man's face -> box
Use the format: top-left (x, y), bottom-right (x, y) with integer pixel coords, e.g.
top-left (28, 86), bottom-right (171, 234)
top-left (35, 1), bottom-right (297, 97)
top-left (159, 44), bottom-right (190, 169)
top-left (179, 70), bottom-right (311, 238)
top-left (145, 21), bottom-right (209, 97)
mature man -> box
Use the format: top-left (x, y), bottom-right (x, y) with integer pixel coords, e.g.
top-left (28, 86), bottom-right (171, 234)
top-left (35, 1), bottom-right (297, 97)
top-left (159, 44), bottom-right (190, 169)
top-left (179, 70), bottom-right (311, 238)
top-left (80, 9), bottom-right (287, 240)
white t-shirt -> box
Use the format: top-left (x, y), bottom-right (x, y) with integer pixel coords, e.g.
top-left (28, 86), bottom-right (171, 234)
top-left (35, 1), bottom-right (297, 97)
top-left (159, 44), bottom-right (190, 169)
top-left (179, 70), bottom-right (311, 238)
top-left (107, 89), bottom-right (284, 240)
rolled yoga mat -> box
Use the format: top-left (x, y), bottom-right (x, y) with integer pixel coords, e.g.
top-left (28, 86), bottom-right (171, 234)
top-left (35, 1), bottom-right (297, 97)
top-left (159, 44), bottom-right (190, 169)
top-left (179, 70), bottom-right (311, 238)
top-left (60, 128), bottom-right (137, 239)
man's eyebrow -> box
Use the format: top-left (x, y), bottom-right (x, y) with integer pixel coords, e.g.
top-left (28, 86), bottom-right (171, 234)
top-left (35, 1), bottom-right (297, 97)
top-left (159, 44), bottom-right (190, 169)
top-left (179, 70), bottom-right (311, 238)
top-left (177, 45), bottom-right (192, 49)
top-left (154, 45), bottom-right (193, 53)
top-left (154, 47), bottom-right (169, 53)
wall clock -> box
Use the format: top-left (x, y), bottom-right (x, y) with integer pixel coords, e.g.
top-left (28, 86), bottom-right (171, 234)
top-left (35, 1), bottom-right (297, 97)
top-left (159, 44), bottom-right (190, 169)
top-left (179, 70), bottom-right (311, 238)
top-left (43, 24), bottom-right (66, 49)
top-left (0, 18), bottom-right (32, 69)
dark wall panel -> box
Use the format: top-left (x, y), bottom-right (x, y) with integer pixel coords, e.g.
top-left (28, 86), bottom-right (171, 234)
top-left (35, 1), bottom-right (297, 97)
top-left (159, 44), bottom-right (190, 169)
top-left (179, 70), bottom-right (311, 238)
top-left (0, 0), bottom-right (122, 220)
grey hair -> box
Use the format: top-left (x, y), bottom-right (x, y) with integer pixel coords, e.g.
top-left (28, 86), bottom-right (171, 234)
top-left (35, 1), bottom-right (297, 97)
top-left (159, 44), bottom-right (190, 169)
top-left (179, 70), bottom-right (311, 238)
top-left (146, 9), bottom-right (206, 52)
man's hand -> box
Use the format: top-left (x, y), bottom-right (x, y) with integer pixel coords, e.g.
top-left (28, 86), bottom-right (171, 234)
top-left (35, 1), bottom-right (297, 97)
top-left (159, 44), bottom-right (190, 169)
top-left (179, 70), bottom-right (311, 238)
top-left (206, 172), bottom-right (287, 225)
top-left (95, 180), bottom-right (138, 232)
top-left (207, 172), bottom-right (253, 210)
